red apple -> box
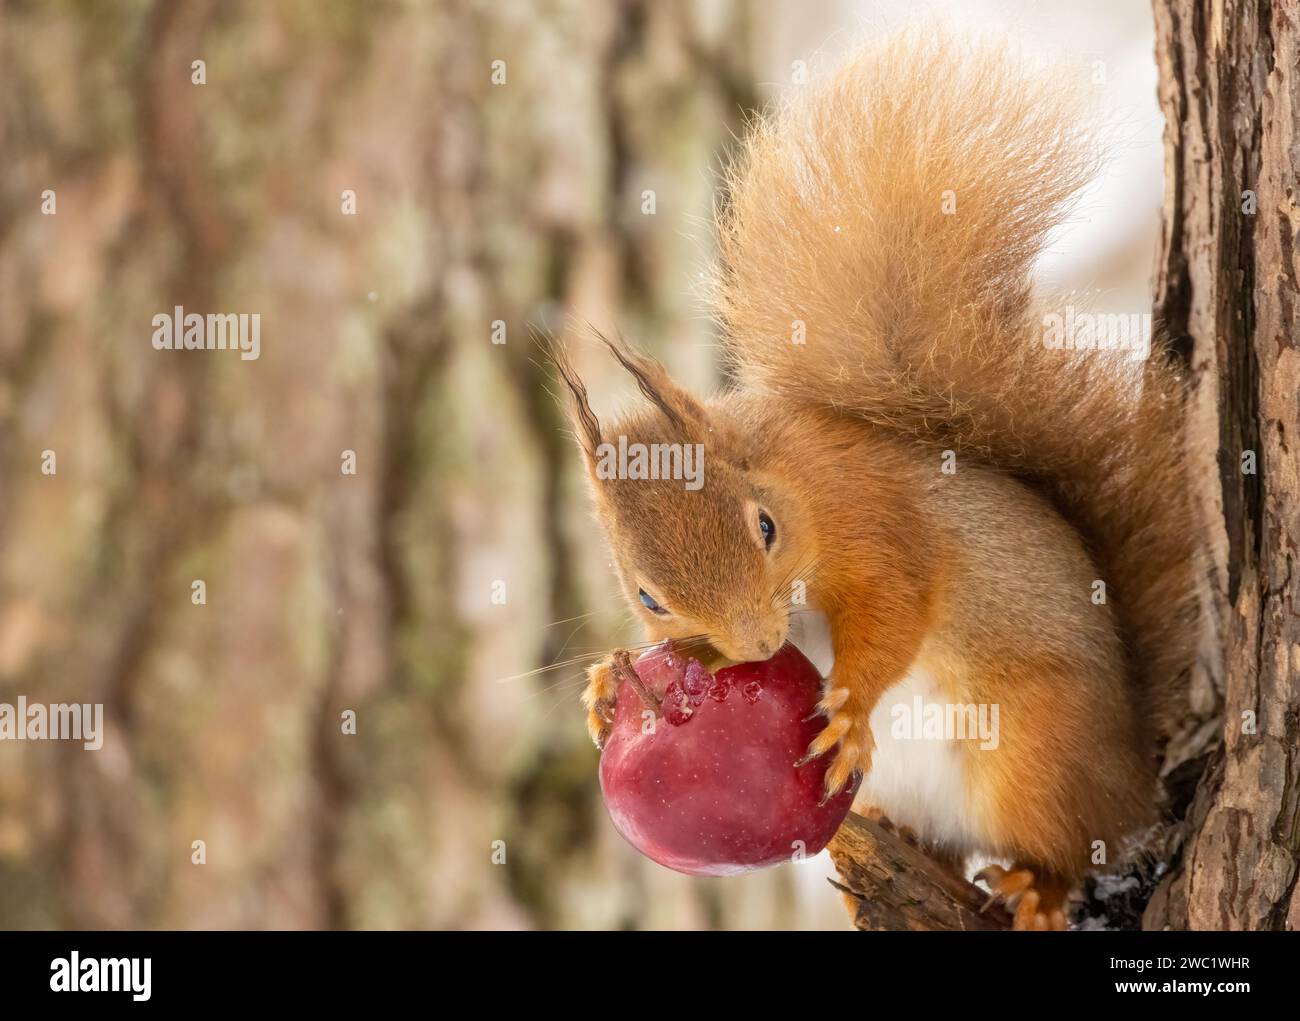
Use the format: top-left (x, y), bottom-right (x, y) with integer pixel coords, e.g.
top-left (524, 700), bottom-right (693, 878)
top-left (598, 641), bottom-right (857, 876)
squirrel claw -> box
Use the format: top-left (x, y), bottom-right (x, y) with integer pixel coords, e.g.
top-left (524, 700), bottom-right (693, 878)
top-left (822, 745), bottom-right (864, 800)
top-left (799, 706), bottom-right (872, 799)
top-left (975, 864), bottom-right (1069, 931)
top-left (588, 697), bottom-right (616, 749)
top-left (819, 776), bottom-right (860, 807)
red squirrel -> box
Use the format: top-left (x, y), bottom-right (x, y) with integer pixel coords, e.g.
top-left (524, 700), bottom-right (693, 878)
top-left (552, 32), bottom-right (1199, 930)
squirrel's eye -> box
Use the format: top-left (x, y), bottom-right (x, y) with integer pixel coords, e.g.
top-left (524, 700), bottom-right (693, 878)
top-left (639, 588), bottom-right (667, 615)
top-left (758, 510), bottom-right (777, 551)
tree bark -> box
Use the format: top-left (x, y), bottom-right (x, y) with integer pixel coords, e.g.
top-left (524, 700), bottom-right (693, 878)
top-left (828, 813), bottom-right (1010, 931)
top-left (1144, 0), bottom-right (1300, 930)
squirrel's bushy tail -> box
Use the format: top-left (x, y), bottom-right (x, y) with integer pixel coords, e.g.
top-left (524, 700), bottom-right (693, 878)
top-left (714, 31), bottom-right (1198, 753)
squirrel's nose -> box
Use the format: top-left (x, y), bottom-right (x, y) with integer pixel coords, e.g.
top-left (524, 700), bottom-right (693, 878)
top-left (717, 621), bottom-right (786, 663)
top-left (753, 628), bottom-right (786, 661)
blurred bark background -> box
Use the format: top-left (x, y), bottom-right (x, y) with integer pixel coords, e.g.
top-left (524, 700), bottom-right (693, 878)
top-left (0, 0), bottom-right (848, 929)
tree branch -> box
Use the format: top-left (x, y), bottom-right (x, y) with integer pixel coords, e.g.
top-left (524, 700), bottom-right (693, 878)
top-left (828, 812), bottom-right (1010, 931)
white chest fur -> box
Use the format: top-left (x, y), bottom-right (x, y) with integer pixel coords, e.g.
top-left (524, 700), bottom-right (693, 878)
top-left (788, 611), bottom-right (988, 854)
top-left (855, 666), bottom-right (989, 852)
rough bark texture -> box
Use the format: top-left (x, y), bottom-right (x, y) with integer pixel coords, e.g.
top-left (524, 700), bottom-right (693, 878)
top-left (828, 813), bottom-right (1010, 931)
top-left (1144, 0), bottom-right (1300, 930)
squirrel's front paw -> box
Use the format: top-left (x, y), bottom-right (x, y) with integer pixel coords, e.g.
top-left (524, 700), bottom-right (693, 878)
top-left (797, 686), bottom-right (874, 799)
top-left (581, 656), bottom-right (619, 749)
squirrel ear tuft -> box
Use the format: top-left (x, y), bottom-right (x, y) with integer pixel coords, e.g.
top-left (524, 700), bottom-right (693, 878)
top-left (596, 331), bottom-right (716, 442)
top-left (548, 337), bottom-right (603, 466)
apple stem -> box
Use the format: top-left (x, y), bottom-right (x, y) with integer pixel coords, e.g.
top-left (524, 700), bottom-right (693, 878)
top-left (613, 650), bottom-right (661, 714)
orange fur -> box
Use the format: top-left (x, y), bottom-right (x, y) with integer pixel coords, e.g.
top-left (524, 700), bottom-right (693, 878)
top-left (555, 31), bottom-right (1200, 912)
top-left (713, 31), bottom-right (1199, 749)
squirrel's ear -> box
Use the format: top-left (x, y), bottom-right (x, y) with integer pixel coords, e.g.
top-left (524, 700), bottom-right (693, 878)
top-left (549, 338), bottom-right (603, 468)
top-left (597, 332), bottom-right (722, 445)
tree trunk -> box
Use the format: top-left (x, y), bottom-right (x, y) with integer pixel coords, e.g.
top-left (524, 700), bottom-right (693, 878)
top-left (1143, 0), bottom-right (1300, 930)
